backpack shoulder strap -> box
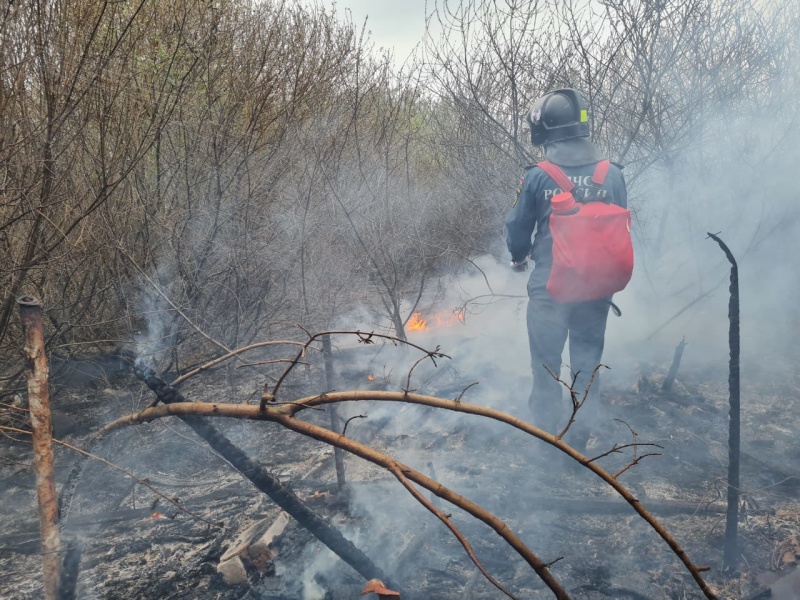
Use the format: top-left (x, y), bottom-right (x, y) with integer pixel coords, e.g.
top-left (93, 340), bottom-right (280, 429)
top-left (537, 161), bottom-right (574, 192)
top-left (592, 160), bottom-right (611, 185)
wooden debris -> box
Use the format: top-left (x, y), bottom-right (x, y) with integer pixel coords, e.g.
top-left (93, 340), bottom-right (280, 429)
top-left (361, 578), bottom-right (401, 598)
top-left (247, 512), bottom-right (290, 570)
top-left (216, 555), bottom-right (248, 585)
top-left (661, 337), bottom-right (687, 392)
top-left (218, 511), bottom-right (290, 578)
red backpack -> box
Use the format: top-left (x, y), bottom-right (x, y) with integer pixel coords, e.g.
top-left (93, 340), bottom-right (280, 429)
top-left (537, 160), bottom-right (633, 303)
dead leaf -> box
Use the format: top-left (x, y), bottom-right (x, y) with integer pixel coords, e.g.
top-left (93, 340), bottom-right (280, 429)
top-left (361, 578), bottom-right (401, 597)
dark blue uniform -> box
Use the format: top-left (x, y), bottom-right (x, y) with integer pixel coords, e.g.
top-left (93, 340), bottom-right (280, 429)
top-left (505, 138), bottom-right (627, 447)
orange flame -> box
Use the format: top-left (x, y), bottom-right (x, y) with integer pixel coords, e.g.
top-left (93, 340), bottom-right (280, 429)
top-left (434, 309), bottom-right (465, 327)
top-left (407, 309), bottom-right (464, 332)
top-left (367, 374), bottom-right (374, 381)
top-left (152, 512), bottom-right (167, 519)
top-left (407, 312), bottom-right (428, 331)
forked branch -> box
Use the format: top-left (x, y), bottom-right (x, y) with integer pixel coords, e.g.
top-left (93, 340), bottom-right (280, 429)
top-left (104, 390), bottom-right (717, 599)
top-left (265, 330), bottom-right (449, 407)
top-left (544, 364), bottom-right (608, 440)
top-left (106, 399), bottom-right (570, 598)
top-left (387, 464), bottom-right (519, 600)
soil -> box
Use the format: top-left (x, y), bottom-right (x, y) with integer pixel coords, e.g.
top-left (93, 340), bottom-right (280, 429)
top-left (1, 340), bottom-right (799, 600)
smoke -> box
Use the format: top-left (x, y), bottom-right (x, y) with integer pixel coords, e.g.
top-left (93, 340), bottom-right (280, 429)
top-left (319, 56), bottom-right (800, 585)
top-left (298, 544), bottom-right (340, 600)
top-left (132, 261), bottom-right (180, 368)
top-left (97, 2), bottom-right (800, 596)
top-left (606, 90), bottom-right (800, 379)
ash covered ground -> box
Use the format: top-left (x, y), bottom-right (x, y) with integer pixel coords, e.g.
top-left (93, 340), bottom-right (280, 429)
top-left (2, 325), bottom-right (800, 600)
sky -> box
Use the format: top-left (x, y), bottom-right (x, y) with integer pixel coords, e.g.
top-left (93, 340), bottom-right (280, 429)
top-left (322, 0), bottom-right (430, 61)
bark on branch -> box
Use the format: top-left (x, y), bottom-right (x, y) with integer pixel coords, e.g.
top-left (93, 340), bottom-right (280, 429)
top-left (105, 389), bottom-right (717, 599)
top-left (18, 296), bottom-right (60, 600)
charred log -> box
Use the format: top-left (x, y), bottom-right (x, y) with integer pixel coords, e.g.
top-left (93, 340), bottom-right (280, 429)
top-left (57, 539), bottom-right (83, 600)
top-left (707, 232), bottom-right (741, 571)
top-left (133, 364), bottom-right (390, 588)
top-left (661, 337), bottom-right (687, 392)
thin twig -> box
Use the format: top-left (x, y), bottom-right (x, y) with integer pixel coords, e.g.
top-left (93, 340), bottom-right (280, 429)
top-left (548, 364), bottom-right (607, 439)
top-left (404, 348), bottom-right (442, 392)
top-left (172, 342), bottom-right (308, 385)
top-left (455, 382), bottom-right (479, 403)
top-left (387, 464), bottom-right (519, 600)
top-left (342, 415), bottom-right (366, 437)
top-left (236, 359), bottom-right (307, 370)
top-left (587, 442), bottom-right (663, 464)
top-left (266, 330), bottom-right (449, 408)
top-left (613, 453), bottom-right (663, 478)
top-left (0, 426), bottom-right (223, 528)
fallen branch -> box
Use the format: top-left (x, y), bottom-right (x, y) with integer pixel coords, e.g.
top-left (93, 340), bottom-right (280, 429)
top-left (387, 463), bottom-right (518, 600)
top-left (106, 393), bottom-right (571, 599)
top-left (58, 539), bottom-right (83, 600)
top-left (104, 390), bottom-right (717, 599)
top-left (131, 366), bottom-right (393, 589)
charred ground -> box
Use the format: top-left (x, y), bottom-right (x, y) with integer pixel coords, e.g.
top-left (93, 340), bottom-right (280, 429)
top-left (1, 341), bottom-right (799, 600)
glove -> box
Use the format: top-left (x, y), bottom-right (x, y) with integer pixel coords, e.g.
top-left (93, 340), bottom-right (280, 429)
top-left (510, 259), bottom-right (528, 272)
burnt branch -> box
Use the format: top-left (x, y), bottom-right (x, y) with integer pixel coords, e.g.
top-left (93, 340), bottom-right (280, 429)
top-left (342, 414), bottom-right (366, 437)
top-left (707, 231), bottom-right (741, 571)
top-left (545, 557), bottom-right (565, 568)
top-left (106, 397), bottom-right (571, 599)
top-left (58, 539), bottom-right (83, 600)
top-left (387, 464), bottom-right (520, 600)
top-left (661, 337), bottom-right (688, 392)
top-left (130, 365), bottom-right (391, 587)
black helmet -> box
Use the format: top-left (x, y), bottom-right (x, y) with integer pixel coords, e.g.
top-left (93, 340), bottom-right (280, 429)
top-left (527, 88), bottom-right (590, 146)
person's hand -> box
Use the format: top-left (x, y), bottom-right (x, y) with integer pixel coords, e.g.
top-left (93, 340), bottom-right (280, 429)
top-left (510, 259), bottom-right (528, 272)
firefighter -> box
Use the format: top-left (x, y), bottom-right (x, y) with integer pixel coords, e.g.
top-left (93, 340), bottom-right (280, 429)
top-left (505, 88), bottom-right (628, 451)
